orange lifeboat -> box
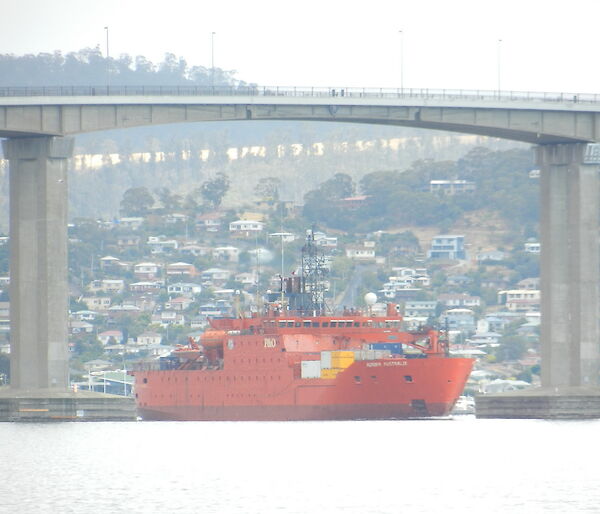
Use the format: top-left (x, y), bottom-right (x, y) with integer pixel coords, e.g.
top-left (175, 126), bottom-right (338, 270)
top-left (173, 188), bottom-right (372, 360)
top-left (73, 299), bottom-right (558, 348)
top-left (201, 330), bottom-right (227, 349)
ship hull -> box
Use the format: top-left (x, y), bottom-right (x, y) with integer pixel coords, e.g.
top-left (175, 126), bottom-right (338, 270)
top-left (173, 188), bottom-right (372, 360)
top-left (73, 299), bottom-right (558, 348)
top-left (137, 402), bottom-right (454, 421)
top-left (133, 357), bottom-right (473, 421)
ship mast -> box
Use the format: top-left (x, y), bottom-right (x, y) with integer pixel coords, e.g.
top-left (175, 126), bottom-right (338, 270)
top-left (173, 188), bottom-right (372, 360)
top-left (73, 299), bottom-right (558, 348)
top-left (300, 227), bottom-right (328, 316)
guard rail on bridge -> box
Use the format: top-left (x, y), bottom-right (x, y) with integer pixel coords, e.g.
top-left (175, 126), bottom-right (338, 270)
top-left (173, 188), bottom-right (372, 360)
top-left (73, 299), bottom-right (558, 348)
top-left (0, 85), bottom-right (594, 104)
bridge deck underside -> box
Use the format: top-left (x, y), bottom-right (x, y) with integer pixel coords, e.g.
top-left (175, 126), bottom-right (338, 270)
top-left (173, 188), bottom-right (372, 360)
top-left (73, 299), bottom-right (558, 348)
top-left (0, 102), bottom-right (597, 144)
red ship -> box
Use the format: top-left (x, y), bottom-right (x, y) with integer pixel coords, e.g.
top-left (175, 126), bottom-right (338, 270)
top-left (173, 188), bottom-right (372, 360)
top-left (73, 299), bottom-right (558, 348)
top-left (132, 232), bottom-right (473, 421)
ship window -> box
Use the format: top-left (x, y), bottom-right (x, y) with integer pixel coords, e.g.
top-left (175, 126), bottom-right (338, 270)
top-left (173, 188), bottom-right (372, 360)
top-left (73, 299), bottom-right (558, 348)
top-left (322, 322), bottom-right (329, 327)
top-left (278, 321), bottom-right (286, 327)
top-left (287, 321), bottom-right (294, 327)
top-left (354, 322), bottom-right (360, 327)
top-left (354, 376), bottom-right (362, 384)
top-left (295, 322), bottom-right (301, 327)
top-left (370, 375), bottom-right (377, 381)
top-left (404, 375), bottom-right (413, 382)
top-left (143, 378), bottom-right (148, 384)
top-left (330, 322), bottom-right (337, 327)
top-left (312, 322), bottom-right (319, 327)
top-left (303, 321), bottom-right (311, 327)
top-left (362, 322), bottom-right (367, 326)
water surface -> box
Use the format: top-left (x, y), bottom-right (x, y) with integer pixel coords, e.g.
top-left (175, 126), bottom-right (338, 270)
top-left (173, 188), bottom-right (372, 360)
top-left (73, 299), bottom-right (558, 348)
top-left (1, 416), bottom-right (599, 513)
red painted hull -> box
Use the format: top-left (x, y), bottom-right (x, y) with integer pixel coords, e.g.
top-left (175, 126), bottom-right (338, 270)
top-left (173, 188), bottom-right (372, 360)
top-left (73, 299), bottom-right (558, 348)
top-left (133, 357), bottom-right (473, 421)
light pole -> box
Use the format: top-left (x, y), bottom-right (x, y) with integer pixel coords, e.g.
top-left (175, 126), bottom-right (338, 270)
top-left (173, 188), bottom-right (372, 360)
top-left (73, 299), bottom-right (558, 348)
top-left (104, 26), bottom-right (110, 89)
top-left (497, 38), bottom-right (502, 97)
top-left (399, 30), bottom-right (404, 93)
top-left (211, 31), bottom-right (216, 90)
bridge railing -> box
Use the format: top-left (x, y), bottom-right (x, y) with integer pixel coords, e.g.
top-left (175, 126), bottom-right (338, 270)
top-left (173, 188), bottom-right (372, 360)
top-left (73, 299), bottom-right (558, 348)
top-left (0, 85), bottom-right (597, 103)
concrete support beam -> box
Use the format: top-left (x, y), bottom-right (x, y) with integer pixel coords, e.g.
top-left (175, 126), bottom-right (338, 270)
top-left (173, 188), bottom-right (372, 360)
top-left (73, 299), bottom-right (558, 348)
top-left (2, 136), bottom-right (73, 390)
top-left (537, 143), bottom-right (600, 387)
top-left (476, 143), bottom-right (600, 418)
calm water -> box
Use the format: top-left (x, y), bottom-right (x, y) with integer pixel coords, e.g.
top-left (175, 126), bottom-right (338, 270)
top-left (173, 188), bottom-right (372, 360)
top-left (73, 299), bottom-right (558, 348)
top-left (1, 416), bottom-right (599, 514)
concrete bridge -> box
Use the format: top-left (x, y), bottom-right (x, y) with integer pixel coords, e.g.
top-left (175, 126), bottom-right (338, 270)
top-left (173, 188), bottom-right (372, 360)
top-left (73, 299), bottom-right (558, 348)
top-left (2, 85), bottom-right (600, 418)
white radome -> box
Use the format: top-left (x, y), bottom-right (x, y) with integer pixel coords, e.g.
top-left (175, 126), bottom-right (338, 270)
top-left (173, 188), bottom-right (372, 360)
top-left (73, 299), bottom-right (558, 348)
top-left (364, 292), bottom-right (377, 306)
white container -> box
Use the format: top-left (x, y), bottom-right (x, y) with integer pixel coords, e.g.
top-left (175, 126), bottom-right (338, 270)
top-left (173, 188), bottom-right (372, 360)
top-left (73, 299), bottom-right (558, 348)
top-left (320, 351), bottom-right (332, 369)
top-left (301, 360), bottom-right (322, 379)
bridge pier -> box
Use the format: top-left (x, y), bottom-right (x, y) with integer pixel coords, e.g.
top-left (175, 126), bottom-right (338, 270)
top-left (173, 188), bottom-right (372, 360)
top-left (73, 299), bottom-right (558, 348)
top-left (477, 143), bottom-right (600, 418)
top-left (0, 136), bottom-right (135, 421)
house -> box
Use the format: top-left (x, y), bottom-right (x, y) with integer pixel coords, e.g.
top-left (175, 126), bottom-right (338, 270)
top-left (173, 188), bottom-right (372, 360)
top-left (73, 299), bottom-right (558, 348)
top-left (165, 296), bottom-right (194, 311)
top-left (201, 268), bottom-right (231, 284)
top-left (179, 244), bottom-right (210, 257)
top-left (441, 308), bottom-right (476, 332)
top-left (147, 235), bottom-right (178, 254)
top-left (167, 282), bottom-right (202, 297)
top-left (71, 310), bottom-right (101, 322)
top-left (337, 195), bottom-right (369, 209)
top-left (429, 179), bottom-right (476, 195)
top-left (107, 304), bottom-right (142, 316)
top-left (345, 243), bottom-right (376, 261)
top-left (428, 235), bottom-right (466, 260)
top-left (498, 289), bottom-right (541, 312)
top-left (69, 320), bottom-right (95, 334)
top-left (126, 296), bottom-right (157, 312)
top-left (117, 235), bottom-right (141, 249)
top-left (117, 217), bottom-right (145, 230)
top-left (166, 262), bottom-right (198, 277)
top-left (524, 241), bottom-right (541, 253)
top-left (229, 219), bottom-right (265, 236)
top-left (134, 262), bottom-right (161, 280)
top-left (151, 311), bottom-right (186, 327)
top-left (136, 332), bottom-right (163, 346)
top-left (446, 275), bottom-right (472, 287)
top-left (517, 277), bottom-right (540, 290)
top-left (476, 250), bottom-right (505, 262)
top-left (100, 255), bottom-right (128, 271)
top-left (213, 246), bottom-right (240, 263)
top-left (164, 213), bottom-right (189, 224)
top-left (87, 279), bottom-right (125, 295)
top-left (196, 211), bottom-right (224, 232)
top-left (129, 281), bottom-right (162, 294)
top-left (438, 293), bottom-right (481, 308)
top-left (404, 301), bottom-right (438, 319)
top-left (235, 271), bottom-right (258, 287)
top-left (82, 296), bottom-right (112, 311)
top-left (97, 330), bottom-right (123, 345)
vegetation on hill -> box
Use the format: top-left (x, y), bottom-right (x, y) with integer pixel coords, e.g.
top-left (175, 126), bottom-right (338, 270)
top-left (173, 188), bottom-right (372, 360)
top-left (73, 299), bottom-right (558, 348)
top-left (0, 48), bottom-right (242, 87)
top-left (303, 147), bottom-right (537, 234)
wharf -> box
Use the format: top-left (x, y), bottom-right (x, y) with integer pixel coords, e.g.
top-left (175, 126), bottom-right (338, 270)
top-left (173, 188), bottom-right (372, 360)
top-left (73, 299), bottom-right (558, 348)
top-left (475, 386), bottom-right (600, 419)
top-left (0, 387), bottom-right (137, 422)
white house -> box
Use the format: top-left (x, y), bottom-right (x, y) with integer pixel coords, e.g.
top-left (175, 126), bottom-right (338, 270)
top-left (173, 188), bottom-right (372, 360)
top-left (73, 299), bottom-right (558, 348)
top-left (229, 220), bottom-right (265, 235)
top-left (134, 262), bottom-right (161, 280)
top-left (213, 246), bottom-right (240, 262)
top-left (136, 332), bottom-right (163, 346)
top-left (167, 282), bottom-right (202, 297)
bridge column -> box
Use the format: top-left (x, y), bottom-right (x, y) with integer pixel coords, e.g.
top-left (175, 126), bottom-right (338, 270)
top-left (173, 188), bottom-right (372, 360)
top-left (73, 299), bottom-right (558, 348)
top-left (2, 136), bottom-right (72, 390)
top-left (476, 142), bottom-right (600, 418)
top-left (538, 143), bottom-right (600, 388)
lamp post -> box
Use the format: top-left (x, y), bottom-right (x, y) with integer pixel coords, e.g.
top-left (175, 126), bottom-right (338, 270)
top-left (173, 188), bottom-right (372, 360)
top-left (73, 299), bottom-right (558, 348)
top-left (211, 31), bottom-right (216, 90)
top-left (269, 232), bottom-right (293, 307)
top-left (399, 30), bottom-right (404, 93)
top-left (497, 38), bottom-right (502, 97)
top-left (104, 26), bottom-right (110, 90)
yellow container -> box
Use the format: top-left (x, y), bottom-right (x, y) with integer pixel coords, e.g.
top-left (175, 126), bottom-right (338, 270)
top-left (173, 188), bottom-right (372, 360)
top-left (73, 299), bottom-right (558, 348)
top-left (332, 351), bottom-right (355, 358)
top-left (331, 352), bottom-right (355, 369)
top-left (321, 368), bottom-right (343, 379)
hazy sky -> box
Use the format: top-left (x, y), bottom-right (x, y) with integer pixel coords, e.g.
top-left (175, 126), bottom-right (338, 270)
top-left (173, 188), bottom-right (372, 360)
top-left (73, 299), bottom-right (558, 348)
top-left (1, 0), bottom-right (600, 93)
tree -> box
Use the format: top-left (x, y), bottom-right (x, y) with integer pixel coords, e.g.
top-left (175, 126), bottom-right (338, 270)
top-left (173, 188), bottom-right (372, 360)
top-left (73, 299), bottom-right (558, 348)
top-left (200, 172), bottom-right (230, 209)
top-left (120, 187), bottom-right (154, 216)
top-left (254, 177), bottom-right (281, 204)
top-left (156, 187), bottom-right (183, 212)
